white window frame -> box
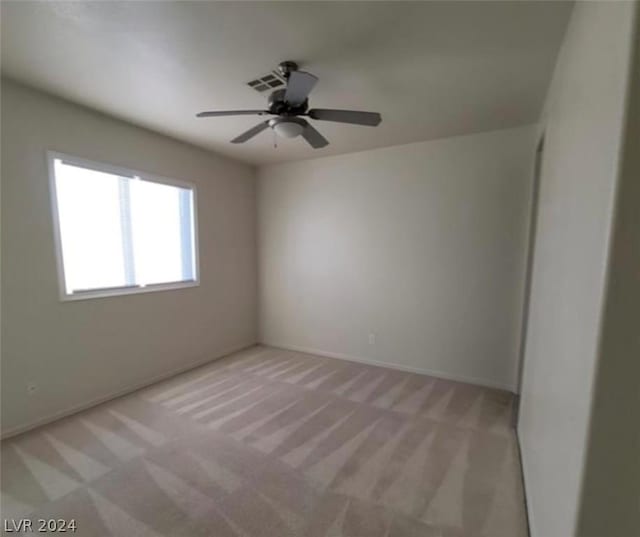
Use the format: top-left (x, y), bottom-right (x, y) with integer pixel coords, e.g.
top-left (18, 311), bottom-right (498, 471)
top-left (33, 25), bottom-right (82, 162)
top-left (47, 151), bottom-right (200, 302)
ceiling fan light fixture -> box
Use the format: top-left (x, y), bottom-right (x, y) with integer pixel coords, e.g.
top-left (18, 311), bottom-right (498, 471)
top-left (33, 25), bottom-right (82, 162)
top-left (271, 118), bottom-right (305, 138)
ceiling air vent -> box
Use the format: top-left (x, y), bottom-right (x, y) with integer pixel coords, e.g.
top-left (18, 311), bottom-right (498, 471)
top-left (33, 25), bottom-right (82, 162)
top-left (246, 71), bottom-right (286, 93)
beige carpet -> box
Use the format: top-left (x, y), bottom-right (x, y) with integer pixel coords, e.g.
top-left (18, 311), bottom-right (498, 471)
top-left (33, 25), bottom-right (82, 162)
top-left (1, 346), bottom-right (528, 536)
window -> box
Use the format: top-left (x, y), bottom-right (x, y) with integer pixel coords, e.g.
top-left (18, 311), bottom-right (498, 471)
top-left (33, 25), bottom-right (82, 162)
top-left (48, 152), bottom-right (199, 300)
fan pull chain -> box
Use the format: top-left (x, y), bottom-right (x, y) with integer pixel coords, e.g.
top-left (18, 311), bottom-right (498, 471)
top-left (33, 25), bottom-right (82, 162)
top-left (273, 129), bottom-right (278, 149)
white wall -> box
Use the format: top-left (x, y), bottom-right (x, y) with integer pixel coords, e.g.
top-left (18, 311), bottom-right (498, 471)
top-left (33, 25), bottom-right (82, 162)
top-left (517, 2), bottom-right (637, 537)
top-left (258, 126), bottom-right (536, 391)
top-left (577, 12), bottom-right (640, 534)
top-left (1, 79), bottom-right (258, 436)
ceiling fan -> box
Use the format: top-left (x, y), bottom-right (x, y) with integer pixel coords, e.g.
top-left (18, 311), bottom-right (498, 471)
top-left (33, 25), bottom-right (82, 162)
top-left (196, 61), bottom-right (382, 148)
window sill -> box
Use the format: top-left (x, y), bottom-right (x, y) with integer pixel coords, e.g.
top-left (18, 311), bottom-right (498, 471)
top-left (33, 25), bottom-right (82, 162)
top-left (59, 280), bottom-right (199, 302)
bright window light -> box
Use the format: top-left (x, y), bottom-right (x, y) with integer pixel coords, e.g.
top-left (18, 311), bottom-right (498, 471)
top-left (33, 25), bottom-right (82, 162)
top-left (50, 154), bottom-right (198, 299)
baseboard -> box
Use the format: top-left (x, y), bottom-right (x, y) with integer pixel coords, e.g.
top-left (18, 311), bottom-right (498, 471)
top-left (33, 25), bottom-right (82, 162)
top-left (261, 341), bottom-right (516, 392)
top-left (1, 342), bottom-right (257, 440)
top-left (516, 428), bottom-right (535, 537)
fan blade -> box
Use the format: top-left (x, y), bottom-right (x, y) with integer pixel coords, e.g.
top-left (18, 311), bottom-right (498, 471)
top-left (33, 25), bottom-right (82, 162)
top-left (197, 110), bottom-right (269, 118)
top-left (231, 121), bottom-right (270, 143)
top-left (284, 71), bottom-right (318, 106)
top-left (301, 122), bottom-right (329, 149)
top-left (307, 109), bottom-right (381, 126)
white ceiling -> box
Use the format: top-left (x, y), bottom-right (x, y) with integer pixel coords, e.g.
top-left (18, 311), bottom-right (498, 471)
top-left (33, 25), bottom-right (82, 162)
top-left (1, 1), bottom-right (572, 165)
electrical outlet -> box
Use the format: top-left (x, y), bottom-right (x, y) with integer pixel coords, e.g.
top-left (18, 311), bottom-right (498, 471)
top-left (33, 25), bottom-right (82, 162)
top-left (27, 382), bottom-right (38, 395)
top-left (368, 333), bottom-right (376, 345)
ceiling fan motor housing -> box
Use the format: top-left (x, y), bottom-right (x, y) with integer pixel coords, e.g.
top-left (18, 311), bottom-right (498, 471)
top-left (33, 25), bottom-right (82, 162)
top-left (268, 88), bottom-right (308, 116)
